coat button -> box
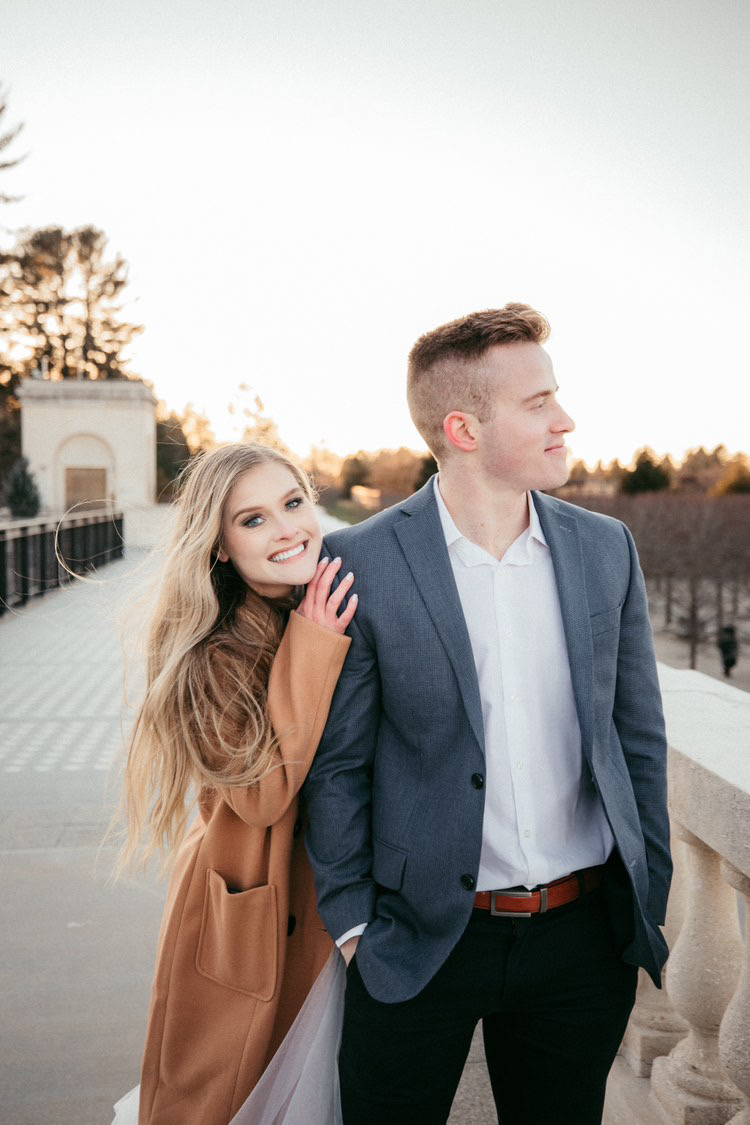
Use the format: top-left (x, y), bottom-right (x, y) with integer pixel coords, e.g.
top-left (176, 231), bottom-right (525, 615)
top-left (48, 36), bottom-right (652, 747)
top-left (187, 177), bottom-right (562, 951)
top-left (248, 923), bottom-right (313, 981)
top-left (287, 915), bottom-right (297, 936)
top-left (461, 874), bottom-right (476, 891)
top-left (293, 817), bottom-right (302, 838)
top-left (471, 773), bottom-right (484, 789)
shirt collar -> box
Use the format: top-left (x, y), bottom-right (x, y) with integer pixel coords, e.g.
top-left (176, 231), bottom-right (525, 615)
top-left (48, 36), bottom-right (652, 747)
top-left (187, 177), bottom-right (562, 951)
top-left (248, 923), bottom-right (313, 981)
top-left (433, 476), bottom-right (547, 565)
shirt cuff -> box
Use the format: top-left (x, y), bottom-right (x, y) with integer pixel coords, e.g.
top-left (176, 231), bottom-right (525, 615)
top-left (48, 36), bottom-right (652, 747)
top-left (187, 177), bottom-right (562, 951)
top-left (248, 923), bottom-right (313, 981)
top-left (335, 923), bottom-right (367, 947)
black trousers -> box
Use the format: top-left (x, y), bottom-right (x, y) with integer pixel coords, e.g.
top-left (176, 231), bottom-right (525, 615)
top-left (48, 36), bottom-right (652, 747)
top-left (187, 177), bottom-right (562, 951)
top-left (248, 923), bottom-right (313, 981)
top-left (339, 889), bottom-right (638, 1125)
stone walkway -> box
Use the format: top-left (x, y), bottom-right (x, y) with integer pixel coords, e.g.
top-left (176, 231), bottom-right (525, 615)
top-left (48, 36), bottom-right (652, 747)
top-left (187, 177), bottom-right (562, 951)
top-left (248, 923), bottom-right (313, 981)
top-left (1, 506), bottom-right (744, 1123)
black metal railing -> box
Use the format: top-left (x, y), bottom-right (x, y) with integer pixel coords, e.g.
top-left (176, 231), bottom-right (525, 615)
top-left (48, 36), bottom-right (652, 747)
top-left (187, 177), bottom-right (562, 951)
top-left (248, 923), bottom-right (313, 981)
top-left (0, 509), bottom-right (124, 615)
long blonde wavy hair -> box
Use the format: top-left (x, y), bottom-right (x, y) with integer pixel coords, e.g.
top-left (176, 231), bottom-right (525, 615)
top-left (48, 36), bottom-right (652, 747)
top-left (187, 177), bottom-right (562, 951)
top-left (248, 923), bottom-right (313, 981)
top-left (116, 443), bottom-right (316, 874)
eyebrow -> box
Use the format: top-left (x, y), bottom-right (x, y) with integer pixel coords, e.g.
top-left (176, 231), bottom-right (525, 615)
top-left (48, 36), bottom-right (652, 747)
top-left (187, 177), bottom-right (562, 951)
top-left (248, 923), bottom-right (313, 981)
top-left (521, 385), bottom-right (559, 404)
top-left (231, 487), bottom-right (302, 522)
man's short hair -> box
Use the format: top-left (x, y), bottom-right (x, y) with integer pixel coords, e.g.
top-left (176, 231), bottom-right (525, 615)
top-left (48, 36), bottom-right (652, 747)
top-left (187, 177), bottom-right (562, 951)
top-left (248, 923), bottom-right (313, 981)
top-left (406, 303), bottom-right (551, 460)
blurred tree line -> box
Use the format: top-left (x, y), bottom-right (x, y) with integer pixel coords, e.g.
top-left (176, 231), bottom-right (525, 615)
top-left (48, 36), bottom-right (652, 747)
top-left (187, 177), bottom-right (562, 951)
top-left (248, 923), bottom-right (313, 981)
top-left (314, 445), bottom-right (750, 672)
top-left (563, 445), bottom-right (750, 497)
top-left (306, 447), bottom-right (437, 522)
top-left (540, 447), bottom-right (750, 670)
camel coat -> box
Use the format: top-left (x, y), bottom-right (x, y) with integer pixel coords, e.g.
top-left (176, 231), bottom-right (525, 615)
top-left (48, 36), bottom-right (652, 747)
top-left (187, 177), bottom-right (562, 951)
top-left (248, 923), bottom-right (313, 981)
top-left (138, 611), bottom-right (350, 1125)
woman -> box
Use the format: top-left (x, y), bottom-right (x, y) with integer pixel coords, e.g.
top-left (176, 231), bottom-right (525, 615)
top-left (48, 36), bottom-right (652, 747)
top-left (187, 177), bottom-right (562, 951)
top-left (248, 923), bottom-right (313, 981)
top-left (113, 442), bottom-right (355, 1125)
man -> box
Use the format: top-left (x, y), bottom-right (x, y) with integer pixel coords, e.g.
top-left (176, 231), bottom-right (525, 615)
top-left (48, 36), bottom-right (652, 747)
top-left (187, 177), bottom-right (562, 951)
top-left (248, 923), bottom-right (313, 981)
top-left (305, 304), bottom-right (671, 1124)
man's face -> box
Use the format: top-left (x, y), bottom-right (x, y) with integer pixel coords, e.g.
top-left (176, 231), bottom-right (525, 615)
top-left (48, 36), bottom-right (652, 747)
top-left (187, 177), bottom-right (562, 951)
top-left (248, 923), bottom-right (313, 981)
top-left (473, 342), bottom-right (575, 492)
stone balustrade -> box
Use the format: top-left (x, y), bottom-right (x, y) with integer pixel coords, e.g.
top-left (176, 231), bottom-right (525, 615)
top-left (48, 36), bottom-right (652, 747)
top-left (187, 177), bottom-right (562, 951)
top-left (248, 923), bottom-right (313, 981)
top-left (605, 665), bottom-right (750, 1125)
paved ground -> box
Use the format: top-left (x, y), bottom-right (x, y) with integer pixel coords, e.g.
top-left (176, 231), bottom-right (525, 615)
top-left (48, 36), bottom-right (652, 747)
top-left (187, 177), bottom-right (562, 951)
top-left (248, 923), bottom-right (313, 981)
top-left (1, 508), bottom-right (745, 1124)
top-left (0, 552), bottom-right (165, 1125)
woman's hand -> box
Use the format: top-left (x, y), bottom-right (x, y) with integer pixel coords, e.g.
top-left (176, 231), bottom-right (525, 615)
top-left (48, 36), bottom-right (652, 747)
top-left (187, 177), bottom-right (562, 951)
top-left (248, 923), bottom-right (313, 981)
top-left (297, 557), bottom-right (358, 635)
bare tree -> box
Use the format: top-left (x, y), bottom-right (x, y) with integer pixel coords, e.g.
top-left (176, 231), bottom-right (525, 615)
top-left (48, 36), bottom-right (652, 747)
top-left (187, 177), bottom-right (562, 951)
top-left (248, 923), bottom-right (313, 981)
top-left (570, 492), bottom-right (750, 669)
top-left (0, 84), bottom-right (25, 204)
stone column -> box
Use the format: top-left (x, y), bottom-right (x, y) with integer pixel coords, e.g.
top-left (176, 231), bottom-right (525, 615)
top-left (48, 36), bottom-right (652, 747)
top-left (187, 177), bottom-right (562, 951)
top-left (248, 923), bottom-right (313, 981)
top-left (719, 863), bottom-right (750, 1125)
top-left (651, 825), bottom-right (743, 1124)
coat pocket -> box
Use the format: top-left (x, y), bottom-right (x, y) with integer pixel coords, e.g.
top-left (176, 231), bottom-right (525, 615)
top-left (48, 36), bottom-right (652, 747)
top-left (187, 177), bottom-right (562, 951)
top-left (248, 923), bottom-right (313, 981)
top-left (196, 869), bottom-right (278, 1001)
top-left (590, 605), bottom-right (622, 636)
top-left (372, 838), bottom-right (407, 891)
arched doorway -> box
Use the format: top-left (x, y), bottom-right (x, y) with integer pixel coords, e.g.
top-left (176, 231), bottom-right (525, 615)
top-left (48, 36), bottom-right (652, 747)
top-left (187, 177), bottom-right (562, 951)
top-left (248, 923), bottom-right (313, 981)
top-left (54, 433), bottom-right (116, 510)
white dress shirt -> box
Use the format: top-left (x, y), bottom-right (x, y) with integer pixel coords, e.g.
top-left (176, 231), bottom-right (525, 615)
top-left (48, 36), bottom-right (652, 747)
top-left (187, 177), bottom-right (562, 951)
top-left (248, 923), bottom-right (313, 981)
top-left (334, 478), bottom-right (614, 945)
top-left (433, 477), bottom-right (613, 890)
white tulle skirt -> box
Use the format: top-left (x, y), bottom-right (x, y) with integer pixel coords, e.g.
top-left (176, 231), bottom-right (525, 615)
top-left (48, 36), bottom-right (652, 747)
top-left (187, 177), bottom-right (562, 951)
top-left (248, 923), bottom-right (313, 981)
top-left (111, 1083), bottom-right (139, 1124)
top-left (230, 950), bottom-right (345, 1124)
top-left (111, 951), bottom-right (345, 1125)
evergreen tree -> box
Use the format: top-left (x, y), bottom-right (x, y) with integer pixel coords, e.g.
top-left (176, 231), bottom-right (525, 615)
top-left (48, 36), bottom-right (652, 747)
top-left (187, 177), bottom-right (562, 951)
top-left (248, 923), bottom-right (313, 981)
top-left (1, 225), bottom-right (141, 382)
top-left (714, 457), bottom-right (750, 495)
top-left (4, 456), bottom-right (41, 517)
top-left (339, 454), bottom-right (371, 498)
top-left (620, 449), bottom-right (671, 495)
top-left (155, 410), bottom-right (192, 501)
top-left (0, 225), bottom-right (142, 469)
top-left (412, 452), bottom-right (438, 492)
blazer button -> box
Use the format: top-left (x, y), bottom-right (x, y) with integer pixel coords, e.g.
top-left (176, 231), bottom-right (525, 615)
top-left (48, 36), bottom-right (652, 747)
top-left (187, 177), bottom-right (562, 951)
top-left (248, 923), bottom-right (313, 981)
top-left (471, 773), bottom-right (484, 789)
top-left (293, 817), bottom-right (302, 838)
top-left (461, 874), bottom-right (476, 891)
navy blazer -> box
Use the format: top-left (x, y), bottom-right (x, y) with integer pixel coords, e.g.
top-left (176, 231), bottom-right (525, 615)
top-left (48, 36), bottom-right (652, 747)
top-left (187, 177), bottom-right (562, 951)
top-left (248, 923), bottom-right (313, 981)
top-left (305, 479), bottom-right (671, 1002)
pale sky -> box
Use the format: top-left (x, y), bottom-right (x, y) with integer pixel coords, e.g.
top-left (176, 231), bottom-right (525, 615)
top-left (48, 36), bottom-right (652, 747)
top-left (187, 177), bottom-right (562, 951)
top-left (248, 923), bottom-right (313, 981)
top-left (2, 0), bottom-right (748, 466)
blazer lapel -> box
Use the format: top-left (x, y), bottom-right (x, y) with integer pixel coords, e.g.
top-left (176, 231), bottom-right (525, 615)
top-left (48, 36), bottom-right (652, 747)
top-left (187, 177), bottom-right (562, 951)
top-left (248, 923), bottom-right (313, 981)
top-left (395, 481), bottom-right (485, 754)
top-left (534, 492), bottom-right (595, 762)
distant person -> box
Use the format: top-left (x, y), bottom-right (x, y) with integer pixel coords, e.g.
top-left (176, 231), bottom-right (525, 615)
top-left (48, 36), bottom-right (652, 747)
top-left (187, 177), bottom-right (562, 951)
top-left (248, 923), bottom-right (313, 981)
top-left (110, 443), bottom-right (355, 1125)
top-left (305, 303), bottom-right (672, 1125)
top-left (717, 624), bottom-right (738, 678)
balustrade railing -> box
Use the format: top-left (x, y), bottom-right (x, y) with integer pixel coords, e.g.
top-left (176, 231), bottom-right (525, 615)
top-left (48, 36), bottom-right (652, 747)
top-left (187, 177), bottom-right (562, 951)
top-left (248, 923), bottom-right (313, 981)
top-left (605, 665), bottom-right (750, 1125)
top-left (0, 509), bottom-right (124, 614)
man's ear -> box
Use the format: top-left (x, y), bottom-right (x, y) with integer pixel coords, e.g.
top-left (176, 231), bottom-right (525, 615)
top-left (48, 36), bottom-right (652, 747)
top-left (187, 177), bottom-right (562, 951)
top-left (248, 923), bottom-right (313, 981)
top-left (443, 411), bottom-right (479, 453)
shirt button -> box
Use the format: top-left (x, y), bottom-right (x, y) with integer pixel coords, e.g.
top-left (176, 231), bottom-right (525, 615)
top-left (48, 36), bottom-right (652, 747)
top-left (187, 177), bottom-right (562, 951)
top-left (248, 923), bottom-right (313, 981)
top-left (461, 873), bottom-right (476, 891)
top-left (523, 829), bottom-right (531, 838)
top-left (510, 693), bottom-right (520, 703)
top-left (471, 773), bottom-right (484, 789)
top-left (516, 761), bottom-right (523, 770)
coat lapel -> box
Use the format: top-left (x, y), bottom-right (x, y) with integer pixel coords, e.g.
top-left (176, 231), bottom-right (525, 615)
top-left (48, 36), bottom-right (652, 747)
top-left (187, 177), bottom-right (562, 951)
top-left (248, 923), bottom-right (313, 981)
top-left (534, 492), bottom-right (595, 762)
top-left (394, 480), bottom-right (485, 754)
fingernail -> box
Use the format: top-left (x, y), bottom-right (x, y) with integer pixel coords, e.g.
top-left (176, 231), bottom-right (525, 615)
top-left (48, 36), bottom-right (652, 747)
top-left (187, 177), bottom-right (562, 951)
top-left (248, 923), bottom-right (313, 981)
top-left (320, 557), bottom-right (329, 566)
top-left (345, 571), bottom-right (353, 581)
top-left (350, 592), bottom-right (358, 601)
top-left (334, 556), bottom-right (341, 564)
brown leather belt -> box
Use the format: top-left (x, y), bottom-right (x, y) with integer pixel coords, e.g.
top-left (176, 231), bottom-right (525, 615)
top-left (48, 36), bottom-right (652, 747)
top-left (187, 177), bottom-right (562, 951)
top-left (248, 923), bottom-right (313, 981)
top-left (473, 866), bottom-right (604, 917)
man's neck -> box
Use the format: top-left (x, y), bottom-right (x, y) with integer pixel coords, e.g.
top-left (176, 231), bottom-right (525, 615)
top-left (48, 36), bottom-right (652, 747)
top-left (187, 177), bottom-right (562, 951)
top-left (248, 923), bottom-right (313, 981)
top-left (437, 465), bottom-right (530, 561)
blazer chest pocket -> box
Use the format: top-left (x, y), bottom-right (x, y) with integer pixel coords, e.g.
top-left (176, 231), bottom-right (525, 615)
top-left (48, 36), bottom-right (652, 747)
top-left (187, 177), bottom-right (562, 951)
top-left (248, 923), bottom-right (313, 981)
top-left (373, 838), bottom-right (407, 891)
top-left (590, 605), bottom-right (622, 636)
top-left (196, 869), bottom-right (278, 1001)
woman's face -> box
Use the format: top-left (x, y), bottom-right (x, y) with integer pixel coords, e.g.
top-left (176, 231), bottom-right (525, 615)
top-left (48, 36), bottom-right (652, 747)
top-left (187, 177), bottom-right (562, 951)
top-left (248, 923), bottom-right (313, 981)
top-left (218, 461), bottom-right (322, 597)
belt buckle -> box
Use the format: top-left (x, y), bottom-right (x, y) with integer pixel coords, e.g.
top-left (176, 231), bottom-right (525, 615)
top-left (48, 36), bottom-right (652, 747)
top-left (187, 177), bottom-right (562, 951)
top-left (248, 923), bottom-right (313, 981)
top-left (490, 887), bottom-right (548, 918)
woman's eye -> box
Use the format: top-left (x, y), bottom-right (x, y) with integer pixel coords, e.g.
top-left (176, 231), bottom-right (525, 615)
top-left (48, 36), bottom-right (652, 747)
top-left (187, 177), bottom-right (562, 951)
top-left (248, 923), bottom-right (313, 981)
top-left (286, 496), bottom-right (304, 510)
top-left (243, 514), bottom-right (264, 528)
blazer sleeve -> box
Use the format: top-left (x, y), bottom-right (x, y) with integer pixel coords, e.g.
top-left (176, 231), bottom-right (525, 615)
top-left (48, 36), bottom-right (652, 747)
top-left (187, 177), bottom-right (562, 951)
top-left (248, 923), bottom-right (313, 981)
top-left (217, 611), bottom-right (350, 829)
top-left (614, 523), bottom-right (672, 924)
top-left (303, 604), bottom-right (382, 941)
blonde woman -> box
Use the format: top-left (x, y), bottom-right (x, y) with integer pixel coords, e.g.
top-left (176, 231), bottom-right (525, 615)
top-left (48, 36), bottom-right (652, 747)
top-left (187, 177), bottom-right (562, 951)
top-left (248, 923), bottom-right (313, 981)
top-left (112, 443), bottom-right (356, 1125)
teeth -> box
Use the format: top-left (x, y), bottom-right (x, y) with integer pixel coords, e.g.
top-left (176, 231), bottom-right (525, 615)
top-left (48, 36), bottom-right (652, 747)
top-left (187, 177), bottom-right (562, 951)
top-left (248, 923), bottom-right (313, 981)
top-left (270, 543), bottom-right (305, 563)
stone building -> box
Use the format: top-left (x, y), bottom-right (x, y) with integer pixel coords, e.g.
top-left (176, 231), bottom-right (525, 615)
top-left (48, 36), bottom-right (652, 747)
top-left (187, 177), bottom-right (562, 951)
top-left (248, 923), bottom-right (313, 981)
top-left (17, 379), bottom-right (156, 512)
